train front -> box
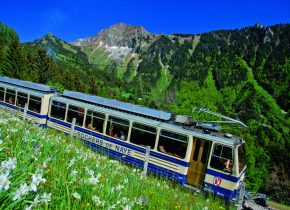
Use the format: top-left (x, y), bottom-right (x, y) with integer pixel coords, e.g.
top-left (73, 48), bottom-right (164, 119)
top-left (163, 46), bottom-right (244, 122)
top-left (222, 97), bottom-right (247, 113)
top-left (203, 140), bottom-right (246, 200)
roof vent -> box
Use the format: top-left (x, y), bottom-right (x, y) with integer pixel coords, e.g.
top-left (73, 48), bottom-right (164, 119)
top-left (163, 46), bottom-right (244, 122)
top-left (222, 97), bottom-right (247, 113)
top-left (224, 133), bottom-right (233, 138)
top-left (175, 115), bottom-right (193, 125)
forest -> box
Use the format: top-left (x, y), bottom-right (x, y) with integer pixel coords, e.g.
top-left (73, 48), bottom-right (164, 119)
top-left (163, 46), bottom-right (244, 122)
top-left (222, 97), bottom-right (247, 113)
top-left (0, 21), bottom-right (289, 203)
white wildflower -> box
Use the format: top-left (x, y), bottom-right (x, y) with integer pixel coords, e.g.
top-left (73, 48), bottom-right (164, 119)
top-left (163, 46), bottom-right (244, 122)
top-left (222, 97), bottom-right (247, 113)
top-left (116, 184), bottom-right (124, 191)
top-left (92, 195), bottom-right (104, 206)
top-left (25, 195), bottom-right (40, 210)
top-left (73, 192), bottom-right (81, 200)
top-left (67, 158), bottom-right (76, 169)
top-left (124, 178), bottom-right (128, 184)
top-left (25, 204), bottom-right (33, 210)
top-left (0, 140), bottom-right (2, 144)
top-left (10, 128), bottom-right (18, 133)
top-left (109, 160), bottom-right (119, 164)
top-left (111, 187), bottom-right (115, 193)
top-left (1, 157), bottom-right (17, 172)
top-left (13, 183), bottom-right (29, 201)
top-left (121, 196), bottom-right (128, 204)
top-left (40, 193), bottom-right (51, 204)
top-left (123, 205), bottom-right (131, 210)
top-left (108, 204), bottom-right (116, 209)
top-left (157, 182), bottom-right (160, 187)
top-left (88, 173), bottom-right (101, 185)
top-left (71, 170), bottom-right (78, 177)
top-left (0, 172), bottom-right (11, 191)
top-left (30, 170), bottom-right (46, 192)
top-left (42, 161), bottom-right (48, 169)
top-left (88, 170), bottom-right (94, 176)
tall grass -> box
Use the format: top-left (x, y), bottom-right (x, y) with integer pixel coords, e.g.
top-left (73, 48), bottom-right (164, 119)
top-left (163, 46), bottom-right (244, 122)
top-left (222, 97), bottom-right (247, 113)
top-left (0, 108), bottom-right (226, 209)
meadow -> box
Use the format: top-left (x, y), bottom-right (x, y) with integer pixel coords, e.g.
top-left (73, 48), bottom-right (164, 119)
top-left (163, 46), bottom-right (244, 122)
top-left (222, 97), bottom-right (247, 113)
top-left (0, 108), bottom-right (227, 209)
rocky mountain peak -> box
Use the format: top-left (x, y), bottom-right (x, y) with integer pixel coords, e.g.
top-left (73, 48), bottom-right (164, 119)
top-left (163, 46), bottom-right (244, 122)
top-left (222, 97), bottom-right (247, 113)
top-left (72, 23), bottom-right (153, 48)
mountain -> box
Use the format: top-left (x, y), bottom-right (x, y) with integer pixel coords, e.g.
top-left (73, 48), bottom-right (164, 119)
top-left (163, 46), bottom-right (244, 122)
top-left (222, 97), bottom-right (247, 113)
top-left (2, 21), bottom-right (289, 203)
top-left (26, 32), bottom-right (91, 69)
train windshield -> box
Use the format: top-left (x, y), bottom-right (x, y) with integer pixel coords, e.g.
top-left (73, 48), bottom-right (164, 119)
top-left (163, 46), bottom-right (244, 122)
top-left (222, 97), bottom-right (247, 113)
top-left (238, 144), bottom-right (246, 173)
top-left (210, 144), bottom-right (233, 173)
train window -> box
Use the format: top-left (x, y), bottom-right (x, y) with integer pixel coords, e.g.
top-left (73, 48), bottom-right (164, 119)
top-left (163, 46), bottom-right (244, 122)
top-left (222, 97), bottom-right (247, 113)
top-left (210, 144), bottom-right (233, 173)
top-left (28, 95), bottom-right (41, 113)
top-left (157, 130), bottom-right (188, 159)
top-left (67, 105), bottom-right (84, 126)
top-left (16, 92), bottom-right (28, 108)
top-left (50, 101), bottom-right (66, 120)
top-left (5, 89), bottom-right (16, 105)
top-left (238, 144), bottom-right (246, 173)
top-left (130, 122), bottom-right (156, 148)
top-left (0, 87), bottom-right (4, 101)
top-left (106, 116), bottom-right (129, 140)
top-left (85, 110), bottom-right (105, 133)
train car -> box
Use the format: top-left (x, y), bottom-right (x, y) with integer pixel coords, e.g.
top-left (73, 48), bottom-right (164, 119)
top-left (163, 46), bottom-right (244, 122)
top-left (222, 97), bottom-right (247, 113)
top-left (47, 90), bottom-right (247, 200)
top-left (0, 77), bottom-right (56, 126)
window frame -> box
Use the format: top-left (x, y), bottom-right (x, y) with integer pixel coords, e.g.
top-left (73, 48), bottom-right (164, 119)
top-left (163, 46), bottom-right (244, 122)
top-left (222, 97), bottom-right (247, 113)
top-left (5, 88), bottom-right (16, 105)
top-left (237, 144), bottom-right (246, 174)
top-left (28, 95), bottom-right (42, 113)
top-left (0, 87), bottom-right (5, 101)
top-left (209, 143), bottom-right (234, 174)
top-left (84, 109), bottom-right (106, 133)
top-left (130, 122), bottom-right (157, 148)
top-left (66, 104), bottom-right (85, 126)
top-left (157, 129), bottom-right (189, 159)
top-left (50, 100), bottom-right (67, 121)
top-left (106, 115), bottom-right (130, 141)
top-left (16, 91), bottom-right (29, 108)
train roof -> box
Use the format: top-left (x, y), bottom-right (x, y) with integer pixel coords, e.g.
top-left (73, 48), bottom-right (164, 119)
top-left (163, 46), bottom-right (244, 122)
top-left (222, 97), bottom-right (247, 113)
top-left (52, 93), bottom-right (243, 147)
top-left (62, 90), bottom-right (172, 121)
top-left (0, 77), bottom-right (56, 93)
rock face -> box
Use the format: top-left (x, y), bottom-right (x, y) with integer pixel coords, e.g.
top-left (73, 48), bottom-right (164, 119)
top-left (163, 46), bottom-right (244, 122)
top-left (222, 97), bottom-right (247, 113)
top-left (72, 23), bottom-right (155, 62)
top-left (72, 23), bottom-right (153, 48)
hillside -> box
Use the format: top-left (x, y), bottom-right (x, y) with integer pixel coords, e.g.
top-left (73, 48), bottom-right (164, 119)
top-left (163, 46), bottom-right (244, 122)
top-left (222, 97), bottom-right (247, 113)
top-left (0, 109), bottom-right (226, 209)
top-left (0, 21), bottom-right (289, 203)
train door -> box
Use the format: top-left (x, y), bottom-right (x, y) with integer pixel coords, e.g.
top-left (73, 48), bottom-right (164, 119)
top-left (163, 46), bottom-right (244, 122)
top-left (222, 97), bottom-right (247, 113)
top-left (186, 138), bottom-right (211, 186)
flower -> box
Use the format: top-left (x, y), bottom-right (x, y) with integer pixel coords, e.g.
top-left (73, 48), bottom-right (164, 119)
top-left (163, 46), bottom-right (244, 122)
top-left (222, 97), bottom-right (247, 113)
top-left (0, 172), bottom-right (11, 191)
top-left (13, 183), bottom-right (29, 201)
top-left (25, 195), bottom-right (40, 210)
top-left (87, 173), bottom-right (101, 185)
top-left (73, 192), bottom-right (81, 200)
top-left (40, 193), bottom-right (51, 204)
top-left (67, 158), bottom-right (76, 169)
top-left (124, 178), bottom-right (128, 184)
top-left (33, 143), bottom-right (39, 150)
top-left (92, 195), bottom-right (104, 206)
top-left (123, 205), bottom-right (131, 210)
top-left (1, 157), bottom-right (17, 172)
top-left (138, 197), bottom-right (149, 205)
top-left (88, 170), bottom-right (94, 176)
top-left (116, 184), bottom-right (124, 191)
top-left (30, 172), bottom-right (46, 192)
top-left (71, 170), bottom-right (77, 177)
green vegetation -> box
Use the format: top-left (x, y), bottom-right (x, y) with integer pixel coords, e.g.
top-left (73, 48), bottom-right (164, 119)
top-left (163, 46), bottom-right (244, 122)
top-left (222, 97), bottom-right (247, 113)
top-left (0, 109), bottom-right (227, 209)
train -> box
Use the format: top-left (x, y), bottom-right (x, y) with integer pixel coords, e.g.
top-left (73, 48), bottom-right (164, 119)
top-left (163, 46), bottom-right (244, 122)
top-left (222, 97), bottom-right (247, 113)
top-left (0, 76), bottom-right (246, 201)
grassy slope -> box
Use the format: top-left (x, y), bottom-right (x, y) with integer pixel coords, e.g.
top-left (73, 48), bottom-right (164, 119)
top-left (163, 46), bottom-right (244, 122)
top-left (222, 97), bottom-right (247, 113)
top-left (0, 108), bottom-right (227, 209)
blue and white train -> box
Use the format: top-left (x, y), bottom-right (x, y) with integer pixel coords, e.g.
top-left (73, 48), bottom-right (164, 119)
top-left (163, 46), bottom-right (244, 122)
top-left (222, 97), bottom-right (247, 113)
top-left (0, 77), bottom-right (246, 200)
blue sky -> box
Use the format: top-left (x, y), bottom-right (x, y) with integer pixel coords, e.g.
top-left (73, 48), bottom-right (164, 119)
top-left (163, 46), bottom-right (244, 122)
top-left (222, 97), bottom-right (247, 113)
top-left (1, 0), bottom-right (289, 43)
